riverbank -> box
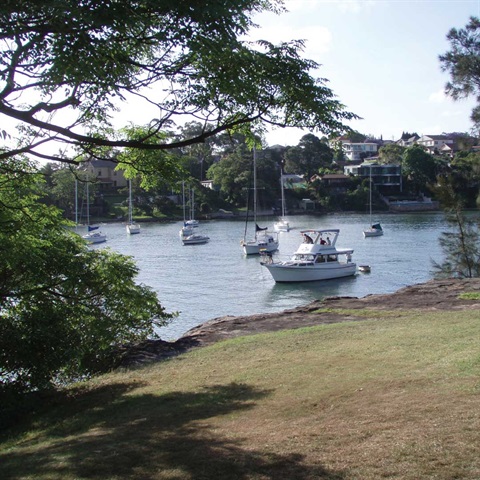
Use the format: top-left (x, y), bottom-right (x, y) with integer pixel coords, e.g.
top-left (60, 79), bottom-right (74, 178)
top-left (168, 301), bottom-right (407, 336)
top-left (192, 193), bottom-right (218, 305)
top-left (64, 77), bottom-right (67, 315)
top-left (119, 277), bottom-right (480, 367)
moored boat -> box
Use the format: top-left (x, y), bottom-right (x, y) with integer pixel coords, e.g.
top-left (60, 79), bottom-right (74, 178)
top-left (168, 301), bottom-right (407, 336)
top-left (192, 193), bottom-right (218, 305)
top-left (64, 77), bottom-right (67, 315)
top-left (182, 233), bottom-right (210, 245)
top-left (261, 228), bottom-right (356, 282)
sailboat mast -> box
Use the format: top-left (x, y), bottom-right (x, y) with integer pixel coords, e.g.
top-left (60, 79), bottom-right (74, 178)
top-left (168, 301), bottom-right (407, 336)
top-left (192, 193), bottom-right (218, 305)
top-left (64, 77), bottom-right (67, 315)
top-left (128, 179), bottom-right (133, 223)
top-left (253, 146), bottom-right (257, 228)
top-left (280, 171), bottom-right (285, 217)
top-left (369, 165), bottom-right (373, 225)
top-left (182, 181), bottom-right (186, 222)
top-left (86, 178), bottom-right (90, 227)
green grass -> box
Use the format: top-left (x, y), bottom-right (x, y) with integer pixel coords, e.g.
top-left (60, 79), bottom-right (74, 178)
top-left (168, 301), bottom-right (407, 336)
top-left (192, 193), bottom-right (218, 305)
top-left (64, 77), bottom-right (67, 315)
top-left (1, 310), bottom-right (480, 479)
top-left (459, 292), bottom-right (480, 300)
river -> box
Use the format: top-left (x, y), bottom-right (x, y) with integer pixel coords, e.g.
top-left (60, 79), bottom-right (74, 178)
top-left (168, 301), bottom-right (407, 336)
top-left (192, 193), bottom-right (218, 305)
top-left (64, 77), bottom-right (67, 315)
top-left (88, 212), bottom-right (451, 340)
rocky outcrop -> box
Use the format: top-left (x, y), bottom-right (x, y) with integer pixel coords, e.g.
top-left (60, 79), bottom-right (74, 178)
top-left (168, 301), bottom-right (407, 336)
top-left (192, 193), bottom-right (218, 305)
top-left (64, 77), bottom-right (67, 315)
top-left (118, 278), bottom-right (480, 367)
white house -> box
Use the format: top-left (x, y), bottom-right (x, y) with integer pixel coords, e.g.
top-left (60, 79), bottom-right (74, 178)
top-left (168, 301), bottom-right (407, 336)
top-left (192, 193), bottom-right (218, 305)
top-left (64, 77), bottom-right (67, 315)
top-left (330, 138), bottom-right (378, 161)
top-left (417, 135), bottom-right (454, 154)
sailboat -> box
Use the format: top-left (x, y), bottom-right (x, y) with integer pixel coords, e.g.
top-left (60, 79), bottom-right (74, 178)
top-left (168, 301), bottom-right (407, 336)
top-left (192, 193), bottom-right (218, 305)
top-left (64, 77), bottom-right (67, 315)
top-left (274, 171), bottom-right (290, 232)
top-left (126, 179), bottom-right (141, 235)
top-left (363, 165), bottom-right (383, 238)
top-left (82, 178), bottom-right (107, 244)
top-left (241, 147), bottom-right (279, 255)
top-left (179, 182), bottom-right (209, 245)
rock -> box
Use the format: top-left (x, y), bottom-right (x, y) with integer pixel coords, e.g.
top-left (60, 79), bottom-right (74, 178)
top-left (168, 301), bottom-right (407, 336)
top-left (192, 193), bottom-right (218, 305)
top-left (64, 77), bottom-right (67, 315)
top-left (118, 278), bottom-right (480, 368)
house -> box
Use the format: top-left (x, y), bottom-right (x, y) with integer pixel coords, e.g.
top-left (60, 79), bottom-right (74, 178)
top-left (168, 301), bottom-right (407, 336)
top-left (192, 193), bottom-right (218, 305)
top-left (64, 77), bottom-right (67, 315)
top-left (344, 162), bottom-right (402, 194)
top-left (316, 173), bottom-right (351, 193)
top-left (396, 134), bottom-right (419, 147)
top-left (84, 159), bottom-right (127, 190)
top-left (330, 138), bottom-right (378, 161)
top-left (417, 135), bottom-right (454, 155)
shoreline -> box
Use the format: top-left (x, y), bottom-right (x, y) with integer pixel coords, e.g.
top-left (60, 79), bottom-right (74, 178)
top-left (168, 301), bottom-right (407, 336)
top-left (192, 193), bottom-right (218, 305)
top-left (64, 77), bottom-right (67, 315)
top-left (119, 277), bottom-right (480, 367)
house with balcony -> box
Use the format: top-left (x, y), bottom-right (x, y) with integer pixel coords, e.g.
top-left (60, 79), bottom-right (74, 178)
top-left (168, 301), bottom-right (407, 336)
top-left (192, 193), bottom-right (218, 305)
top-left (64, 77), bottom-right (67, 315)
top-left (330, 138), bottom-right (378, 161)
top-left (344, 161), bottom-right (402, 195)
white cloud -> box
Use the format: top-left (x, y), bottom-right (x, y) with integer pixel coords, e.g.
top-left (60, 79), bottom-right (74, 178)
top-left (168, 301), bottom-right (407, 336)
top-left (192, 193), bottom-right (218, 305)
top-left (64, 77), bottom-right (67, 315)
top-left (429, 89), bottom-right (446, 103)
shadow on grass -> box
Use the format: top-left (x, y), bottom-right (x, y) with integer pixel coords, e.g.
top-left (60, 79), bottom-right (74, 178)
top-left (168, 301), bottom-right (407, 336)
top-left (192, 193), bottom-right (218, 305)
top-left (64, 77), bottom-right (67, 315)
top-left (1, 381), bottom-right (346, 479)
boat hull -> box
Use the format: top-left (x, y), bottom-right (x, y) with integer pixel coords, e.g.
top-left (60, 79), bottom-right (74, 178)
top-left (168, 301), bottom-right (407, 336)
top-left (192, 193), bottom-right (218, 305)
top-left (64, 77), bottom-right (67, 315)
top-left (242, 237), bottom-right (279, 255)
top-left (262, 261), bottom-right (357, 283)
top-left (126, 223), bottom-right (141, 235)
top-left (83, 232), bottom-right (107, 244)
top-left (363, 229), bottom-right (383, 237)
top-left (182, 235), bottom-right (209, 245)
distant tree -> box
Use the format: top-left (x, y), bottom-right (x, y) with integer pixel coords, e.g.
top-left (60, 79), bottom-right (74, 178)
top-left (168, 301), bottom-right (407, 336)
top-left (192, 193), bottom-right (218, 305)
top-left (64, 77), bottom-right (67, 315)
top-left (402, 145), bottom-right (437, 194)
top-left (346, 131), bottom-right (367, 143)
top-left (284, 134), bottom-right (333, 180)
top-left (400, 131), bottom-right (419, 140)
top-left (207, 146), bottom-right (254, 206)
top-left (378, 144), bottom-right (405, 164)
top-left (439, 16), bottom-right (480, 129)
top-left (431, 177), bottom-right (480, 278)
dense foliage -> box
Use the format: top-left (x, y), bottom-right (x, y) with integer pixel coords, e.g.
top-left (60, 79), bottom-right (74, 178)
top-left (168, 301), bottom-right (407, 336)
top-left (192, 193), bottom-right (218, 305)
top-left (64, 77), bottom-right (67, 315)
top-left (0, 159), bottom-right (174, 393)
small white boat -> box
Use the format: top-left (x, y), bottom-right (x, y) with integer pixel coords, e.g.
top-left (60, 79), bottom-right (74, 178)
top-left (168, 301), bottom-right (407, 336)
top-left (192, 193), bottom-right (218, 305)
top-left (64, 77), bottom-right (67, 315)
top-left (274, 172), bottom-right (290, 232)
top-left (363, 222), bottom-right (383, 238)
top-left (81, 180), bottom-right (107, 244)
top-left (261, 229), bottom-right (356, 283)
top-left (242, 227), bottom-right (279, 255)
top-left (358, 264), bottom-right (371, 273)
top-left (363, 165), bottom-right (383, 238)
top-left (83, 228), bottom-right (107, 244)
top-left (182, 233), bottom-right (210, 245)
top-left (241, 147), bottom-right (279, 255)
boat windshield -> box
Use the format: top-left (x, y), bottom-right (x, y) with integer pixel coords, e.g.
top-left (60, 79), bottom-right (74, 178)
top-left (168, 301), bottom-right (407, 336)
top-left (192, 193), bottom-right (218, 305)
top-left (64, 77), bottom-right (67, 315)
top-left (293, 254), bottom-right (315, 262)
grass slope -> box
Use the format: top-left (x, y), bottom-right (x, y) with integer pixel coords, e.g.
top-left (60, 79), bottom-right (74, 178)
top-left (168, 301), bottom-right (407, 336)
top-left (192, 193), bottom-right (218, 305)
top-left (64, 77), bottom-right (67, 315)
top-left (1, 309), bottom-right (480, 479)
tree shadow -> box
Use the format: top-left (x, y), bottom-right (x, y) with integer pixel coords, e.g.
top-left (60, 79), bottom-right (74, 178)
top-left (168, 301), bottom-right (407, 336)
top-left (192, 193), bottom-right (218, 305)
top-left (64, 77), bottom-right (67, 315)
top-left (1, 381), bottom-right (346, 479)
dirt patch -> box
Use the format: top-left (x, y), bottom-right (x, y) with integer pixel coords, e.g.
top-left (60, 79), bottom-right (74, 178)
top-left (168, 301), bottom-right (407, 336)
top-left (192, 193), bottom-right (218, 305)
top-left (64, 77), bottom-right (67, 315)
top-left (119, 278), bottom-right (480, 367)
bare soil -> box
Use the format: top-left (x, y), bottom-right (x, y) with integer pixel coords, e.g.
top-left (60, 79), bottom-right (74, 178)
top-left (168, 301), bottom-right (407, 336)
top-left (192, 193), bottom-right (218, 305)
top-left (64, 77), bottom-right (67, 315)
top-left (119, 278), bottom-right (480, 367)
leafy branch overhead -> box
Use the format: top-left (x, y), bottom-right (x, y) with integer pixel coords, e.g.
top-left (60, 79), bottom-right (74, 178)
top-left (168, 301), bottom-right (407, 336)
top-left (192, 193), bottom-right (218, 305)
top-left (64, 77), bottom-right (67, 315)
top-left (0, 0), bottom-right (357, 164)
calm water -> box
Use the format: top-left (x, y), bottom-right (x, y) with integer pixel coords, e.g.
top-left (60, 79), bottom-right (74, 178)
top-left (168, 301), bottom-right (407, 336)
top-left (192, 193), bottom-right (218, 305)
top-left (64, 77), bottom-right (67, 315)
top-left (88, 212), bottom-right (451, 340)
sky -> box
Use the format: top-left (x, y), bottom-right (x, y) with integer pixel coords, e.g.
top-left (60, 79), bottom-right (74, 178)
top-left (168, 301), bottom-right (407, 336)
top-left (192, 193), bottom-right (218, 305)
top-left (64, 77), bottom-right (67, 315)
top-left (249, 0), bottom-right (480, 147)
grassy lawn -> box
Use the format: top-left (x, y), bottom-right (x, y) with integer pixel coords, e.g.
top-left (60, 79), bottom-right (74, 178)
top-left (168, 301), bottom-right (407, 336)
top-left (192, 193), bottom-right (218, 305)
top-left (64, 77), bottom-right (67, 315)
top-left (1, 309), bottom-right (480, 479)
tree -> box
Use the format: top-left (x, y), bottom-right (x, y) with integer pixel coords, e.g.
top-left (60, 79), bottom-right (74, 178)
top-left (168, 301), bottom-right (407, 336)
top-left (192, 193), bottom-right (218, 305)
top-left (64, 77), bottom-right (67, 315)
top-left (402, 145), bottom-right (437, 194)
top-left (284, 134), bottom-right (333, 180)
top-left (439, 16), bottom-right (480, 129)
top-left (431, 177), bottom-right (480, 278)
top-left (0, 159), bottom-right (174, 393)
top-left (1, 0), bottom-right (357, 165)
top-left (378, 143), bottom-right (405, 165)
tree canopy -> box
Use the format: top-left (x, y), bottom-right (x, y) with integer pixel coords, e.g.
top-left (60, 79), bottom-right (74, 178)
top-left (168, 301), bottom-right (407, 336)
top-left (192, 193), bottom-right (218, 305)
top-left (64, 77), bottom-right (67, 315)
top-left (1, 0), bottom-right (357, 166)
top-left (0, 159), bottom-right (174, 393)
top-left (439, 16), bottom-right (480, 129)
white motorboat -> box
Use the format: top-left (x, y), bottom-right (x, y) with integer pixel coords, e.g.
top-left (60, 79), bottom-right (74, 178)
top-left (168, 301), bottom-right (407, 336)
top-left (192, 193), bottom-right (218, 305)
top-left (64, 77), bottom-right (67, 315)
top-left (274, 172), bottom-right (290, 232)
top-left (261, 228), bottom-right (356, 282)
top-left (363, 165), bottom-right (383, 238)
top-left (182, 233), bottom-right (210, 245)
top-left (241, 147), bottom-right (279, 255)
top-left (126, 179), bottom-right (141, 235)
